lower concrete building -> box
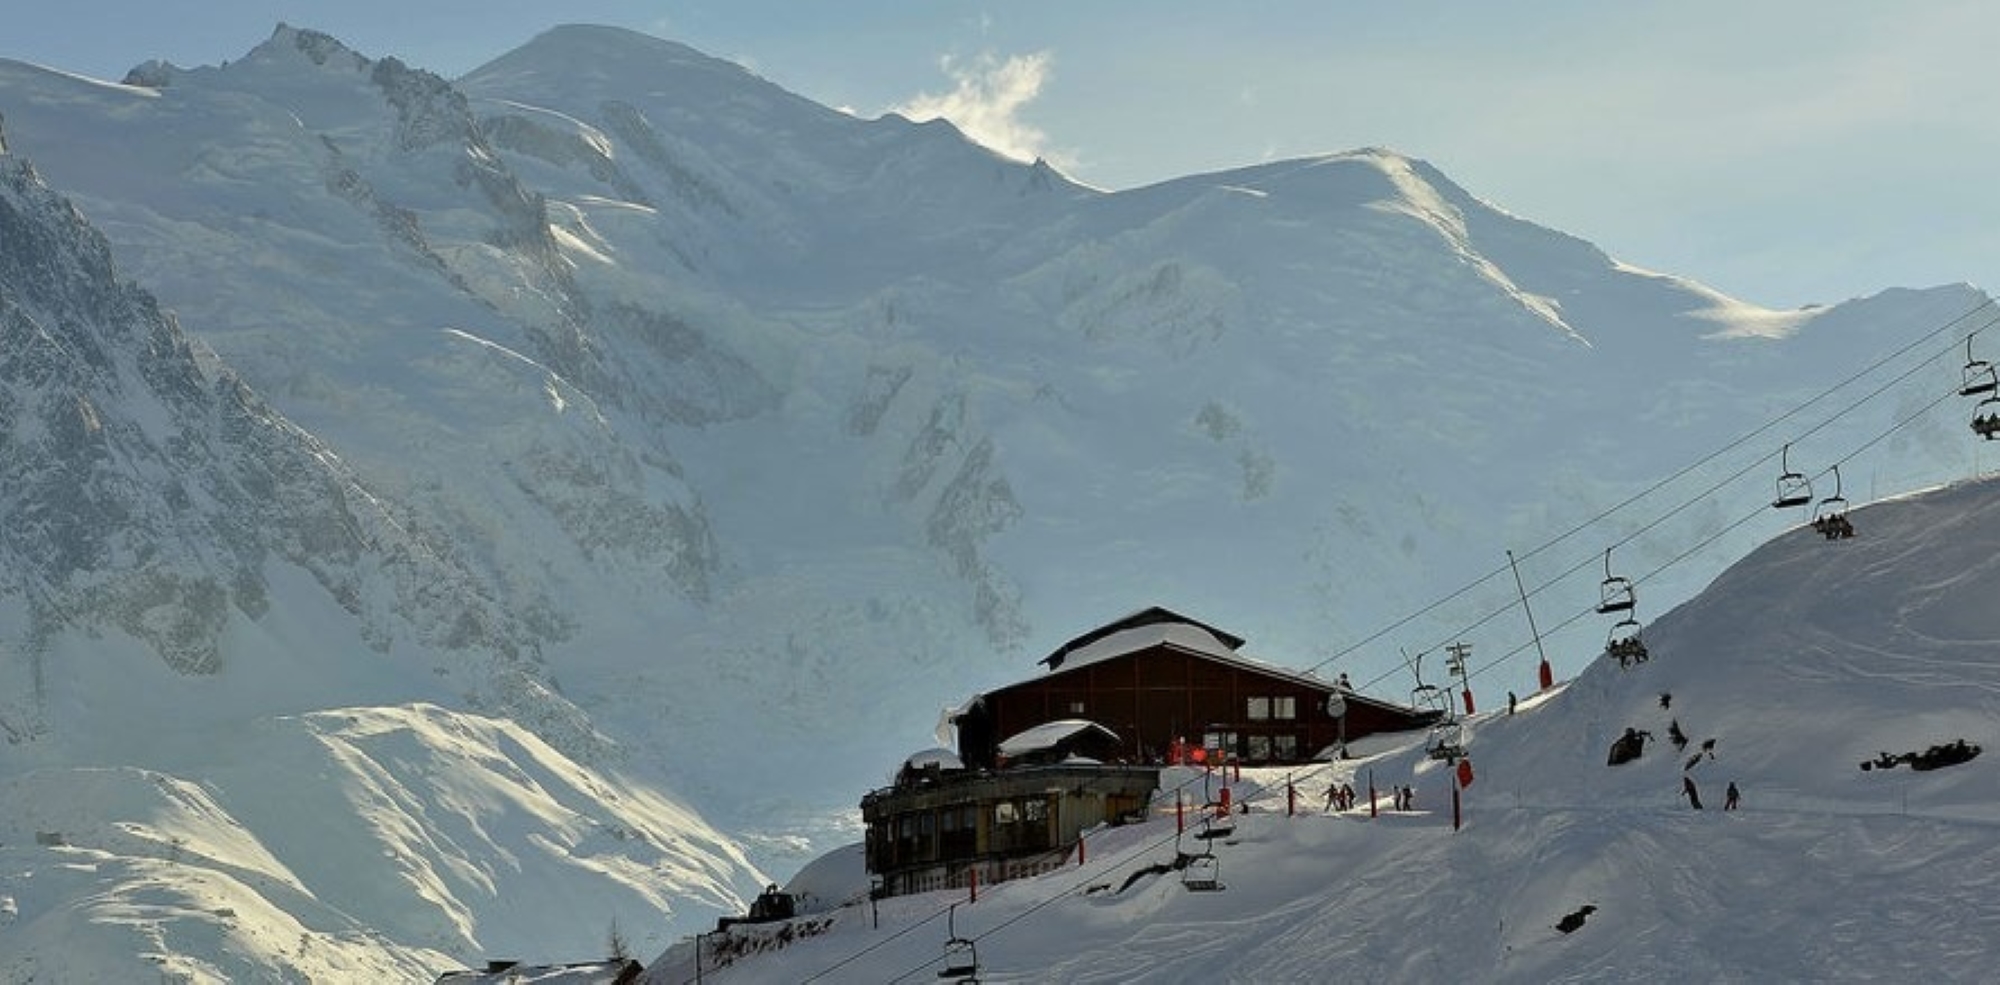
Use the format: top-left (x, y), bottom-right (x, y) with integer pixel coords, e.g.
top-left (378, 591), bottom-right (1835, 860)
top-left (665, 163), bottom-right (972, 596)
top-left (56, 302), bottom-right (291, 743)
top-left (861, 724), bottom-right (1158, 898)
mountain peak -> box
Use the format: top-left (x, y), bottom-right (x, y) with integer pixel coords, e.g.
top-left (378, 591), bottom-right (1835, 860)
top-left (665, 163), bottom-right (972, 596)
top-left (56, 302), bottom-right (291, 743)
top-left (253, 23), bottom-right (374, 73)
top-left (466, 23), bottom-right (756, 92)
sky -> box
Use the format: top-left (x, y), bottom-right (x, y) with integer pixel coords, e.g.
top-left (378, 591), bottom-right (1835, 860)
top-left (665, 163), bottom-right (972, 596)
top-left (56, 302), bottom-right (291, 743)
top-left (4, 2), bottom-right (1997, 310)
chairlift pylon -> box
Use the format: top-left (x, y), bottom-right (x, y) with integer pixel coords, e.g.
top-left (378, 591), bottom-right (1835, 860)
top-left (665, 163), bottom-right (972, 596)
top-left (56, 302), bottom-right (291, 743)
top-left (1596, 547), bottom-right (1636, 615)
top-left (1961, 337), bottom-right (1998, 397)
top-left (1771, 443), bottom-right (1812, 510)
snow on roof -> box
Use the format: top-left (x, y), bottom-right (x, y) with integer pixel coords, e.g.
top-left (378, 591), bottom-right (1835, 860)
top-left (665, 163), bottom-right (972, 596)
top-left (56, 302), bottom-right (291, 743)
top-left (1059, 622), bottom-right (1237, 672)
top-left (1042, 621), bottom-right (1405, 709)
top-left (902, 747), bottom-right (963, 771)
top-left (434, 959), bottom-right (640, 984)
top-left (997, 719), bottom-right (1119, 756)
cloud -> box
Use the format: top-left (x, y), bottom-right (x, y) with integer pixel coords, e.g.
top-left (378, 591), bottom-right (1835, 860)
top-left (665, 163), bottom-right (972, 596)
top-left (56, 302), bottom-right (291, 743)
top-left (892, 51), bottom-right (1057, 165)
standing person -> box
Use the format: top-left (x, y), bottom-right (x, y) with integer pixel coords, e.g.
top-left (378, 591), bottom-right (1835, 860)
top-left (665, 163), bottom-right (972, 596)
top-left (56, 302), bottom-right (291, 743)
top-left (1508, 691), bottom-right (1518, 715)
top-left (1683, 776), bottom-right (1704, 810)
top-left (1725, 781), bottom-right (1740, 810)
top-left (1341, 783), bottom-right (1355, 811)
top-left (1326, 781), bottom-right (1340, 812)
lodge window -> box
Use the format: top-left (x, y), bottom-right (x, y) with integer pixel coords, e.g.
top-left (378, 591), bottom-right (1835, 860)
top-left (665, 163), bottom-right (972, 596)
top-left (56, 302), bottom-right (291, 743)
top-left (940, 805), bottom-right (975, 856)
top-left (1068, 700), bottom-right (1086, 715)
top-left (989, 798), bottom-right (1052, 854)
top-left (1203, 731), bottom-right (1238, 756)
top-left (1247, 735), bottom-right (1272, 761)
top-left (1275, 734), bottom-right (1299, 760)
top-left (1248, 697), bottom-right (1296, 721)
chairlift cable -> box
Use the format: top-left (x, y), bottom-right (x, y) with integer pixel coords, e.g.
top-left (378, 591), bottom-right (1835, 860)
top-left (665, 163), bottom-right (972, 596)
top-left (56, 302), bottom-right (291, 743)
top-left (1303, 297), bottom-right (1995, 681)
top-left (804, 303), bottom-right (2000, 985)
top-left (1452, 368), bottom-right (1975, 690)
top-left (1357, 317), bottom-right (1992, 697)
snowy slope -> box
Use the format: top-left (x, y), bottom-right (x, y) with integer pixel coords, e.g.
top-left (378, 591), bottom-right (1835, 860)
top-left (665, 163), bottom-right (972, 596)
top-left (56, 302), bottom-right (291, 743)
top-left (0, 703), bottom-right (759, 981)
top-left (640, 474), bottom-right (2000, 983)
top-left (2, 21), bottom-right (1999, 976)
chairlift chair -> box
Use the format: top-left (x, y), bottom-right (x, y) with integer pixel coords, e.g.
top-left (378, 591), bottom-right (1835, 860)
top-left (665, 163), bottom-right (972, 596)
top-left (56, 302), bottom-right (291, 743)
top-left (938, 905), bottom-right (980, 982)
top-left (1606, 618), bottom-right (1648, 668)
top-left (1410, 682), bottom-right (1450, 720)
top-left (1974, 395), bottom-right (2000, 440)
top-left (1182, 851), bottom-right (1222, 892)
top-left (1596, 547), bottom-right (1636, 615)
top-left (1811, 464), bottom-right (1855, 539)
top-left (1961, 338), bottom-right (1998, 397)
top-left (1771, 443), bottom-right (1812, 509)
top-left (1426, 721), bottom-right (1466, 761)
top-left (938, 939), bottom-right (979, 982)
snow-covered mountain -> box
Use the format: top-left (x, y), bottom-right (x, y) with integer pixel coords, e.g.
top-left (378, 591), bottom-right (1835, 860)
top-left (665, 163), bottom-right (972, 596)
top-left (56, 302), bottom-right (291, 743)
top-left (2, 20), bottom-right (1995, 976)
top-left (0, 133), bottom-right (762, 977)
top-left (641, 474), bottom-right (2000, 983)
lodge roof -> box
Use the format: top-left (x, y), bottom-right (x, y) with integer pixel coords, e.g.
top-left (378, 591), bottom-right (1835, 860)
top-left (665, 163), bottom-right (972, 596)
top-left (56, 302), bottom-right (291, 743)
top-left (1038, 606), bottom-right (1245, 669)
top-left (996, 719), bottom-right (1120, 757)
top-left (1013, 606), bottom-right (1420, 718)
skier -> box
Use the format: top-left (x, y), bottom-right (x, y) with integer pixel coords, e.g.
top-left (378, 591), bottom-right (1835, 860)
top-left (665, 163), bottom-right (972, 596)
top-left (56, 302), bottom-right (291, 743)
top-left (1725, 781), bottom-right (1740, 811)
top-left (1508, 690), bottom-right (1518, 716)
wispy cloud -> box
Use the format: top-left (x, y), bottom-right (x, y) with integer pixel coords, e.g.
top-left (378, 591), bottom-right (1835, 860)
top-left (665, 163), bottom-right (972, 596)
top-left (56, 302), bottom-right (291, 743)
top-left (892, 51), bottom-right (1057, 164)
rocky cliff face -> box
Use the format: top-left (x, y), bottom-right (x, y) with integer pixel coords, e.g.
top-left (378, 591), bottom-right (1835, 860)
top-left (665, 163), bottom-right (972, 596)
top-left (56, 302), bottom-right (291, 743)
top-left (1, 22), bottom-right (1991, 886)
top-left (0, 127), bottom-right (769, 971)
top-left (0, 131), bottom-right (581, 744)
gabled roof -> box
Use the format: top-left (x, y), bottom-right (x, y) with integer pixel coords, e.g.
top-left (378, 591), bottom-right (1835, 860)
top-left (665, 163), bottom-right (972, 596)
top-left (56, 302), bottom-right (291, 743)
top-left (1039, 606), bottom-right (1246, 670)
top-left (1012, 610), bottom-right (1428, 720)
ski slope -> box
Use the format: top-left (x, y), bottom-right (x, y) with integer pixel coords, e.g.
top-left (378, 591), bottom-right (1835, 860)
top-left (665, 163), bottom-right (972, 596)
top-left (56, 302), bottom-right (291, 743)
top-left (640, 474), bottom-right (2000, 983)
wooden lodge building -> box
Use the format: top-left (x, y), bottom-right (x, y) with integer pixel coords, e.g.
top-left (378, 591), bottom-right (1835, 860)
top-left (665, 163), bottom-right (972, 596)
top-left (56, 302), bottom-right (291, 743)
top-left (953, 606), bottom-right (1441, 769)
top-left (860, 607), bottom-right (1439, 899)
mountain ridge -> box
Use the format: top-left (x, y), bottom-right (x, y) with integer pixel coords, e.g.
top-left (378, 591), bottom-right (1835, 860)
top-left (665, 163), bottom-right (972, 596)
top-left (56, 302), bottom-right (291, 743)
top-left (1, 21), bottom-right (1994, 972)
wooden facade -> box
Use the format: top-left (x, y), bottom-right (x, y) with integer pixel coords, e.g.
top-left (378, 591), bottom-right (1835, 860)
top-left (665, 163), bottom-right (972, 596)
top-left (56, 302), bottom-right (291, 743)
top-left (955, 607), bottom-right (1439, 769)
